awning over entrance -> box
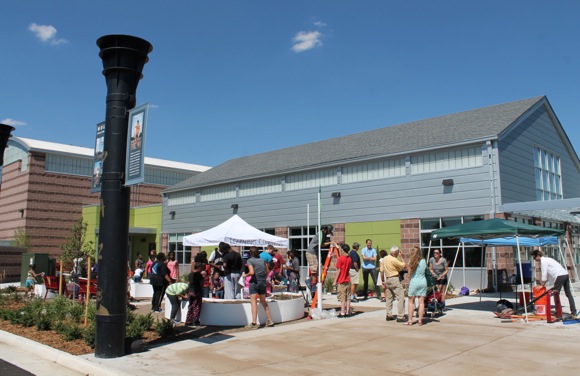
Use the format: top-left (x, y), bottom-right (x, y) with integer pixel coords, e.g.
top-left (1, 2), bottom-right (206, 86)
top-left (500, 197), bottom-right (580, 223)
top-left (94, 227), bottom-right (157, 235)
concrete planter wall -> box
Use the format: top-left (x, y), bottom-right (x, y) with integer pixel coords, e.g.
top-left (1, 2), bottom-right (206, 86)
top-left (129, 279), bottom-right (153, 298)
top-left (164, 293), bottom-right (304, 326)
top-left (34, 284), bottom-right (55, 299)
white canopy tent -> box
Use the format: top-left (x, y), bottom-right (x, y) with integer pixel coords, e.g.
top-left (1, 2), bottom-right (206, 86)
top-left (182, 214), bottom-right (289, 248)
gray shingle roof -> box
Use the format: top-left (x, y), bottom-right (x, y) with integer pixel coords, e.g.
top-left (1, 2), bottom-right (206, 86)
top-left (165, 96), bottom-right (544, 193)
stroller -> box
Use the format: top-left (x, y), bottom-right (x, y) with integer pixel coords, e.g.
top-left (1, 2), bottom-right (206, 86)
top-left (425, 287), bottom-right (445, 318)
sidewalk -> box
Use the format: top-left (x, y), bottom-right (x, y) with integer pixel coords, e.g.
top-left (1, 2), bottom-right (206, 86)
top-left (2, 286), bottom-right (580, 375)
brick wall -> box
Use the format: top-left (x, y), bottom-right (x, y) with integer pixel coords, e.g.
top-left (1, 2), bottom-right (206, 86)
top-left (400, 219), bottom-right (420, 256)
top-left (0, 151), bottom-right (174, 258)
top-left (0, 246), bottom-right (26, 283)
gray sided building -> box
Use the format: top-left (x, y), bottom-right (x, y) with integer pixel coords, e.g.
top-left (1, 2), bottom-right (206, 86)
top-left (161, 96), bottom-right (580, 290)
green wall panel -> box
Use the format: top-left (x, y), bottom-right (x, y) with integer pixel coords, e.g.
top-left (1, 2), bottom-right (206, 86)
top-left (345, 220), bottom-right (401, 252)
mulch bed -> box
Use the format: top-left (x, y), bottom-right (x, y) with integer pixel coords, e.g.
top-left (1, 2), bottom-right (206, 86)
top-left (1, 297), bottom-right (383, 356)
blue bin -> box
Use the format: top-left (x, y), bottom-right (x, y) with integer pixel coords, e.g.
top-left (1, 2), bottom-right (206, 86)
top-left (516, 261), bottom-right (533, 283)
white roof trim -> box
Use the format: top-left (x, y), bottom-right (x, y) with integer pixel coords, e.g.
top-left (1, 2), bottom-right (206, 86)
top-left (12, 137), bottom-right (211, 173)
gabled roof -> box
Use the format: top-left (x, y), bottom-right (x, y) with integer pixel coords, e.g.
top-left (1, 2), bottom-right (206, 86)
top-left (11, 137), bottom-right (210, 173)
top-left (165, 96), bottom-right (545, 193)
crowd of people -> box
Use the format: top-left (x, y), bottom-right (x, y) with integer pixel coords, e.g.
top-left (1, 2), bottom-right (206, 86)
top-left (133, 235), bottom-right (442, 327)
top-left (128, 228), bottom-right (576, 329)
top-left (135, 241), bottom-right (301, 328)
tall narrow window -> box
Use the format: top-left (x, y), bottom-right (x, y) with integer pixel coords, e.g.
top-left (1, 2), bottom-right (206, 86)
top-left (533, 147), bottom-right (563, 201)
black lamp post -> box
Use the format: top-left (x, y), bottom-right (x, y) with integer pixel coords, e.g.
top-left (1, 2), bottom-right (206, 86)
top-left (95, 34), bottom-right (152, 358)
top-left (0, 124), bottom-right (15, 165)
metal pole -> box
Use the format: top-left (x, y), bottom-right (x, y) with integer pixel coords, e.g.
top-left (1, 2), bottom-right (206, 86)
top-left (0, 123), bottom-right (15, 165)
top-left (95, 34), bottom-right (152, 358)
top-left (317, 188), bottom-right (322, 310)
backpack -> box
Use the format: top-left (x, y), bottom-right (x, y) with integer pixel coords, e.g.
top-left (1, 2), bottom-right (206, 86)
top-left (496, 299), bottom-right (513, 311)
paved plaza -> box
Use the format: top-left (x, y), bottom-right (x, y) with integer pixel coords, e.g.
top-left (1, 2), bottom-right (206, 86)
top-left (2, 287), bottom-right (580, 375)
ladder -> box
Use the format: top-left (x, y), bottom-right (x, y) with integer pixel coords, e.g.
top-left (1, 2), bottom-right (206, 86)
top-left (310, 245), bottom-right (341, 311)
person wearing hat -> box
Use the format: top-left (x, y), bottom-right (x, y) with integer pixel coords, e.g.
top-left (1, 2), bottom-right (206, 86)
top-left (305, 225), bottom-right (335, 296)
top-left (531, 250), bottom-right (577, 317)
top-left (380, 246), bottom-right (407, 322)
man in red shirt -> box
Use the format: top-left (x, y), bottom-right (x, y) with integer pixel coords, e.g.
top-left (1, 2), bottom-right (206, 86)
top-left (334, 243), bottom-right (352, 318)
top-left (271, 248), bottom-right (285, 281)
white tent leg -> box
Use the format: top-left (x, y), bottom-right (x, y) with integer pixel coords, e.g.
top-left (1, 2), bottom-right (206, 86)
top-left (479, 241), bottom-right (485, 302)
top-left (559, 238), bottom-right (577, 298)
top-left (462, 243), bottom-right (466, 288)
top-left (491, 246), bottom-right (498, 292)
top-left (516, 236), bottom-right (528, 323)
top-left (446, 244), bottom-right (462, 295)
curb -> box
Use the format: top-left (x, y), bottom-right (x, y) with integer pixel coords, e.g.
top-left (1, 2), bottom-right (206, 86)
top-left (0, 329), bottom-right (124, 376)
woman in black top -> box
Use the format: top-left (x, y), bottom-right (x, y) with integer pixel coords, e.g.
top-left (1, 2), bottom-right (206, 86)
top-left (185, 262), bottom-right (205, 326)
top-left (149, 252), bottom-right (172, 312)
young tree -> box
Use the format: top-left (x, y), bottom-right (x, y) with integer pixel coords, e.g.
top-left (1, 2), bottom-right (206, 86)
top-left (60, 218), bottom-right (95, 275)
top-left (11, 228), bottom-right (32, 249)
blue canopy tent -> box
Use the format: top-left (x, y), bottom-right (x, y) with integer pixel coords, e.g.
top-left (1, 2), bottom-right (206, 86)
top-left (459, 236), bottom-right (559, 247)
top-left (455, 236), bottom-right (560, 291)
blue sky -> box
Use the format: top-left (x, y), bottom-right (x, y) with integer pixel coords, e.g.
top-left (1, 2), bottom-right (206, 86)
top-left (1, 1), bottom-right (579, 168)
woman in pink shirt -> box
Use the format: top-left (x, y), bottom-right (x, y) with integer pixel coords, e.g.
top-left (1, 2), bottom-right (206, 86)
top-left (167, 251), bottom-right (180, 283)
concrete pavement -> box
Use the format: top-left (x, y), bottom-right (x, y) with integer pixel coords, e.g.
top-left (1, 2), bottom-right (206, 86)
top-left (2, 287), bottom-right (580, 375)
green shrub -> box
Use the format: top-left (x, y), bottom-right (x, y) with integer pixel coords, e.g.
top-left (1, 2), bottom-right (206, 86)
top-left (11, 291), bottom-right (22, 303)
top-left (154, 317), bottom-right (174, 337)
top-left (36, 315), bottom-right (52, 331)
top-left (0, 308), bottom-right (16, 322)
top-left (53, 321), bottom-right (67, 335)
top-left (324, 278), bottom-right (334, 293)
top-left (126, 313), bottom-right (154, 339)
top-left (60, 323), bottom-right (83, 341)
top-left (47, 296), bottom-right (69, 318)
top-left (12, 306), bottom-right (35, 327)
top-left (126, 307), bottom-right (137, 324)
top-left (6, 285), bottom-right (17, 293)
top-left (83, 323), bottom-right (96, 348)
top-left (64, 300), bottom-right (85, 322)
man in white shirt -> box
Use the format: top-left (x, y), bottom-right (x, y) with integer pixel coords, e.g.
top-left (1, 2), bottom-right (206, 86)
top-left (531, 250), bottom-right (576, 316)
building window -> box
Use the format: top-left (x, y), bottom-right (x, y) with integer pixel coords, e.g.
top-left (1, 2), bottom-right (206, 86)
top-left (420, 215), bottom-right (485, 267)
top-left (239, 178), bottom-right (282, 197)
top-left (45, 154), bottom-right (93, 176)
top-left (571, 225), bottom-right (580, 265)
top-left (200, 185), bottom-right (236, 202)
top-left (3, 144), bottom-right (28, 171)
top-left (342, 158), bottom-right (405, 184)
top-left (288, 225), bottom-right (321, 269)
top-left (534, 147), bottom-right (563, 201)
top-left (145, 167), bottom-right (195, 186)
top-left (411, 145), bottom-right (483, 174)
top-left (168, 233), bottom-right (192, 266)
top-left (167, 191), bottom-right (196, 206)
top-left (285, 169), bottom-right (336, 191)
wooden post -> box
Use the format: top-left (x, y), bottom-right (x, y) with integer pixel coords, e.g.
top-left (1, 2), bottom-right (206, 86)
top-left (84, 256), bottom-right (92, 326)
top-left (58, 259), bottom-right (64, 296)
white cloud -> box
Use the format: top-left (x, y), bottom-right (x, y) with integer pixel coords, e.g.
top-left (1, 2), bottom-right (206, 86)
top-left (1, 118), bottom-right (27, 127)
top-left (29, 23), bottom-right (68, 45)
top-left (291, 31), bottom-right (322, 53)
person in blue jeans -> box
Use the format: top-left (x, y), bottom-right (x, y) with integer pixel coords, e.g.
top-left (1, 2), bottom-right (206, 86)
top-left (361, 239), bottom-right (381, 300)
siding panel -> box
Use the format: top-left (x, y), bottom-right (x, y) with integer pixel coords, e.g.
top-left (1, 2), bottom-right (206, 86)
top-left (499, 105), bottom-right (580, 203)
